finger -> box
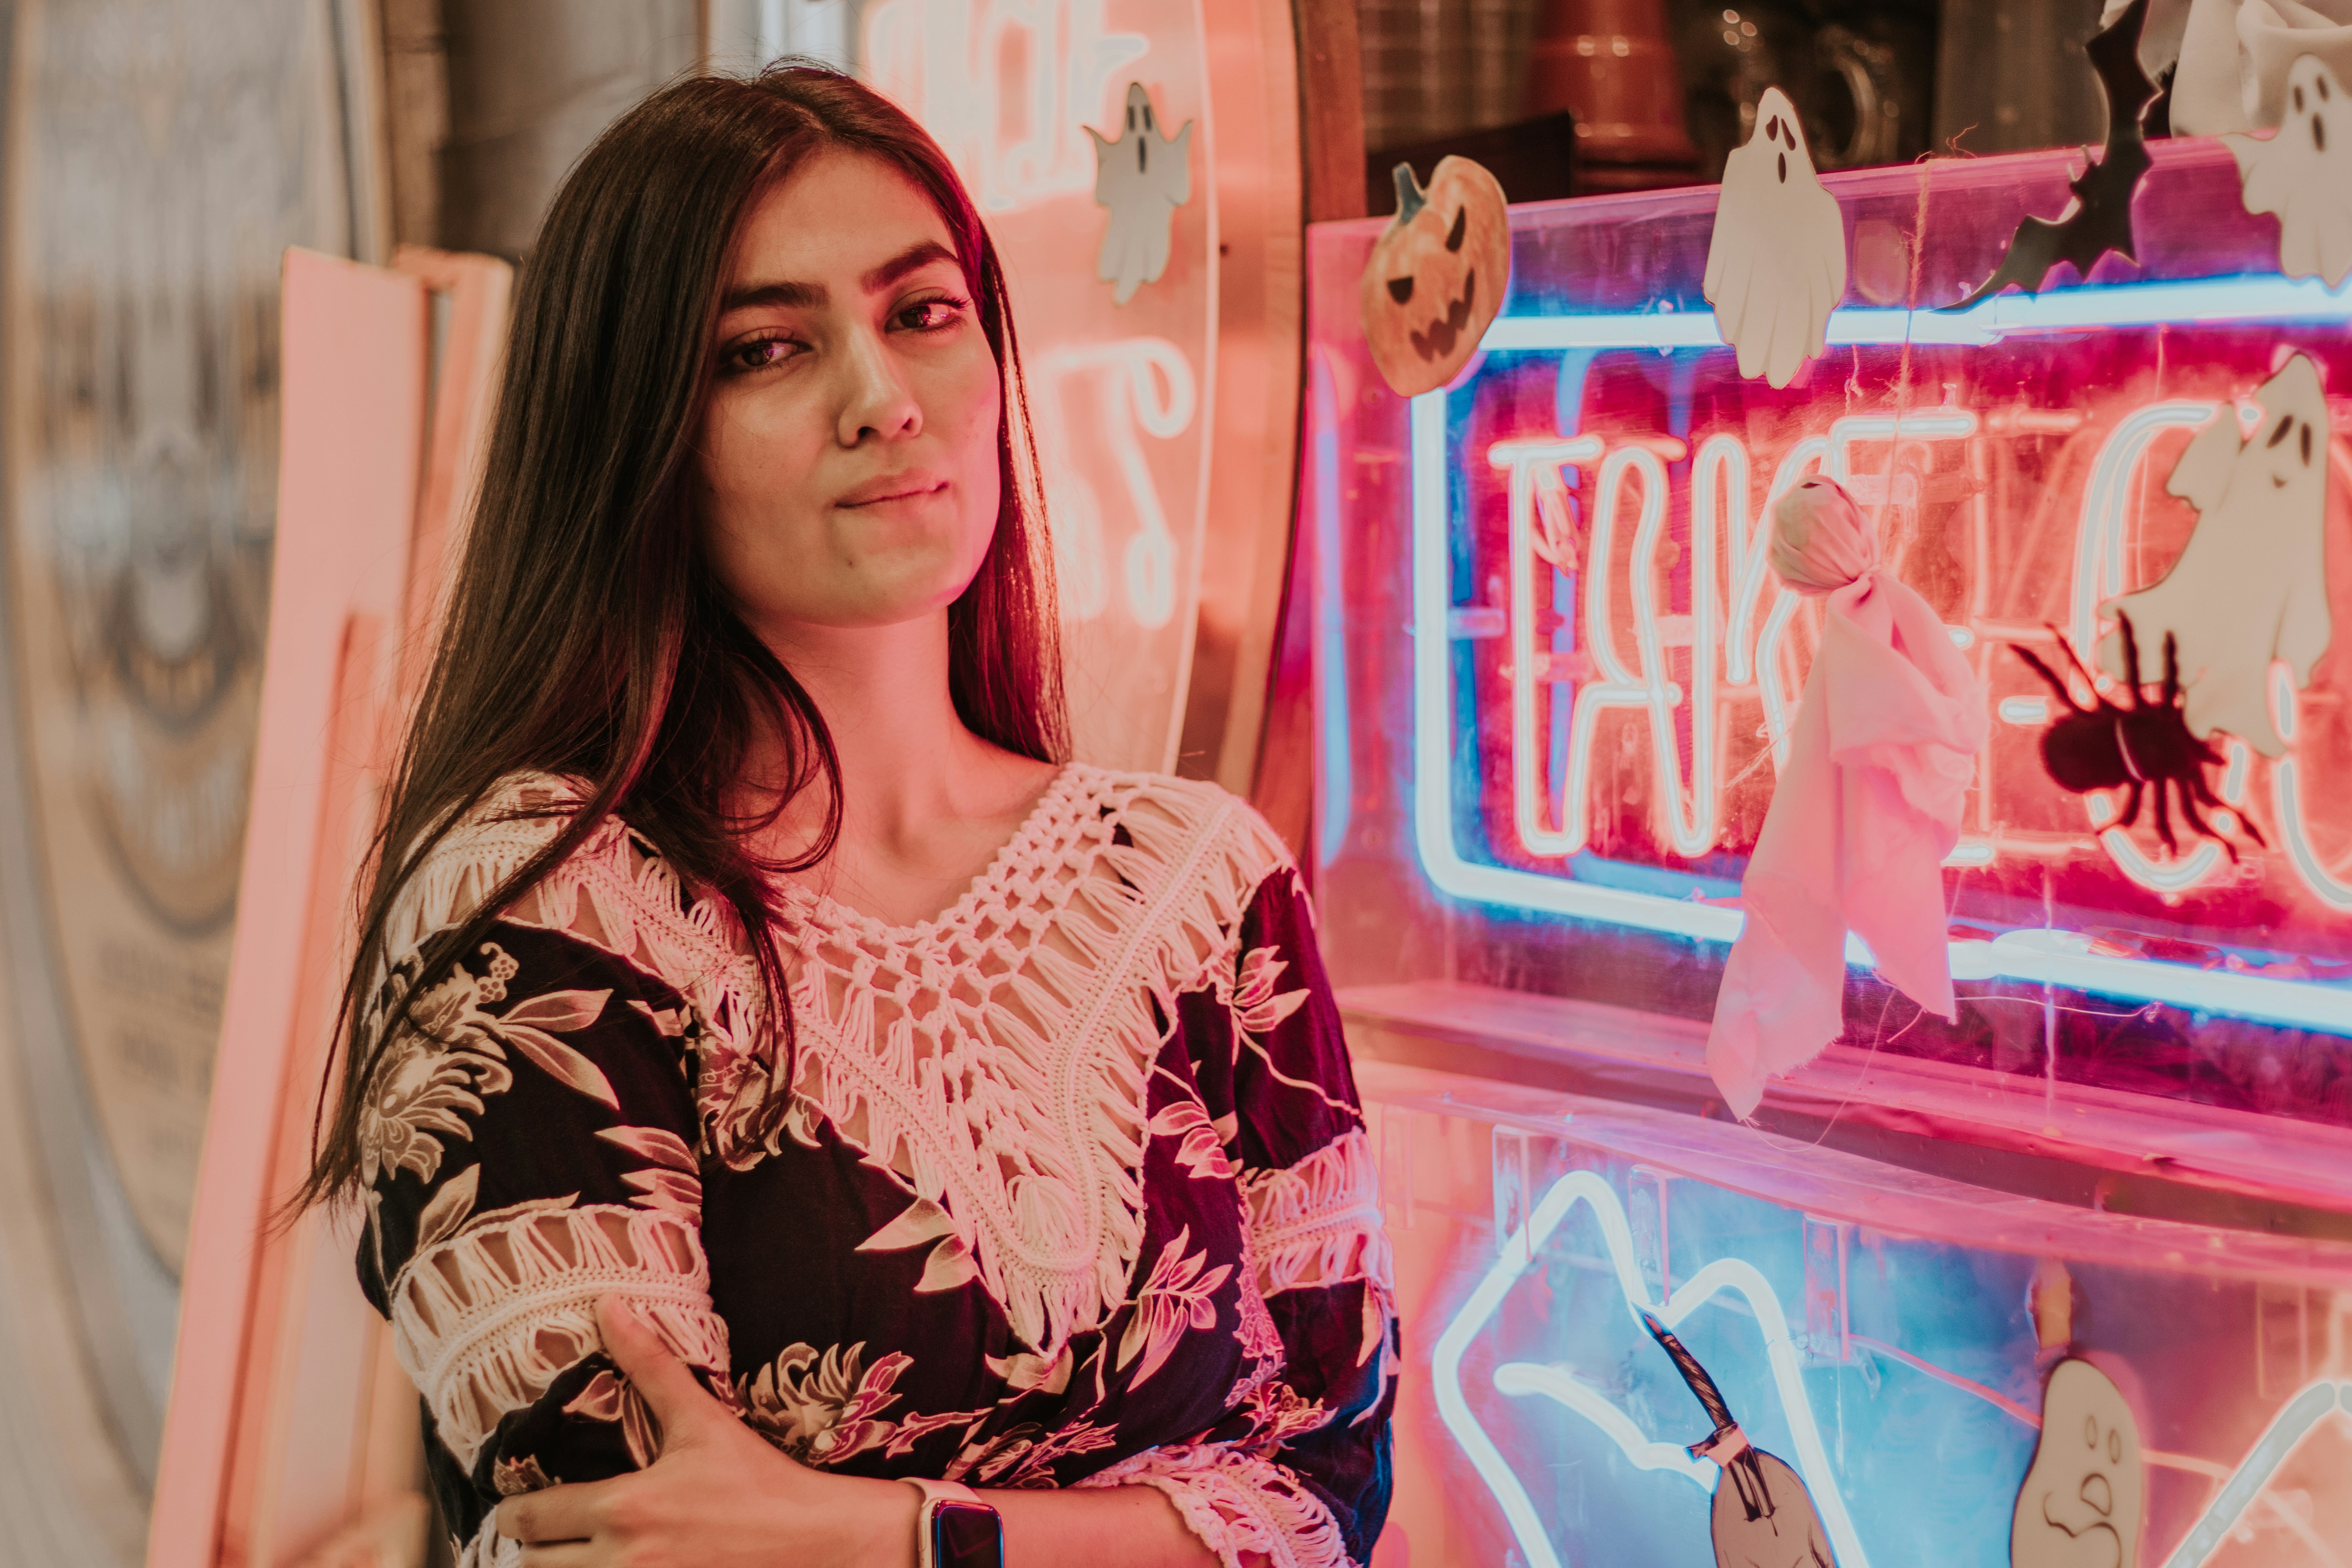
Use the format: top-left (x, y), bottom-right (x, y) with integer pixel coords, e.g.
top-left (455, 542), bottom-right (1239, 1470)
top-left (497, 1481), bottom-right (598, 1544)
top-left (517, 1543), bottom-right (601, 1568)
top-left (596, 1295), bottom-right (722, 1437)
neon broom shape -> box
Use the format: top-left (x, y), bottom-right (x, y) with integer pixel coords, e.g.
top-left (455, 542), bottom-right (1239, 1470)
top-left (1642, 1310), bottom-right (1837, 1568)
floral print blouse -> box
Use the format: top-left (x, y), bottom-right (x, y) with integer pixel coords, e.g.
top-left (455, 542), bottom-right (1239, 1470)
top-left (355, 766), bottom-right (1396, 1568)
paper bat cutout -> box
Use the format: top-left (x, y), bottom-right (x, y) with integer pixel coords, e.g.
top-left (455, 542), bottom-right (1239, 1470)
top-left (1642, 1312), bottom-right (1837, 1568)
top-left (1951, 0), bottom-right (2156, 308)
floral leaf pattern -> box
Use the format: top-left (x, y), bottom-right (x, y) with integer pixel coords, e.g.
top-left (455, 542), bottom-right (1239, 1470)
top-left (1116, 1227), bottom-right (1233, 1388)
top-left (737, 1342), bottom-right (929, 1465)
top-left (1149, 1099), bottom-right (1235, 1181)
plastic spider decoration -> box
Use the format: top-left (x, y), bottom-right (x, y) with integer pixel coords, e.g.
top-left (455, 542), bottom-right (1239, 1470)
top-left (2011, 613), bottom-right (2267, 861)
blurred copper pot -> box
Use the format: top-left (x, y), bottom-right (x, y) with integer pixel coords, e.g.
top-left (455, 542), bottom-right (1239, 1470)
top-left (1527, 0), bottom-right (1699, 190)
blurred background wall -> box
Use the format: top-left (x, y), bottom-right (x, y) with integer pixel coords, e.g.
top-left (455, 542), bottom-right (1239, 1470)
top-left (0, 0), bottom-right (2135, 1560)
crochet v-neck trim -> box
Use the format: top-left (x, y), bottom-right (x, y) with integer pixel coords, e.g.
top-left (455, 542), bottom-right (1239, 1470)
top-left (385, 764), bottom-right (1299, 1359)
top-left (777, 760), bottom-right (1085, 943)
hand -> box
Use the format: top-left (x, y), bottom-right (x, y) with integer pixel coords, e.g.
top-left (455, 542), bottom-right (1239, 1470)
top-left (496, 1296), bottom-right (918, 1568)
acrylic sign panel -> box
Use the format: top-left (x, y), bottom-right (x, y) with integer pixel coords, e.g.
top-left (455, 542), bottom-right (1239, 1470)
top-left (1311, 137), bottom-right (2352, 1048)
top-left (861, 0), bottom-right (1216, 772)
top-left (1359, 1065), bottom-right (2352, 1568)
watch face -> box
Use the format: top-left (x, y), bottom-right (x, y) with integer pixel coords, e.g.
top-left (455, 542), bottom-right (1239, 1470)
top-left (931, 1500), bottom-right (1004, 1568)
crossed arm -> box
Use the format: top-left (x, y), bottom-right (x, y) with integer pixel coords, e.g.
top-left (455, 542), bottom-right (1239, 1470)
top-left (496, 1299), bottom-right (1231, 1568)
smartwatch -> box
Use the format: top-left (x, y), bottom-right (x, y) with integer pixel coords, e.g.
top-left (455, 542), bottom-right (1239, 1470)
top-left (907, 1476), bottom-right (1004, 1568)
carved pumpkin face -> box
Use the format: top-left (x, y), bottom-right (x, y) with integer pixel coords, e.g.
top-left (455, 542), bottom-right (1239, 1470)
top-left (1360, 155), bottom-right (1511, 397)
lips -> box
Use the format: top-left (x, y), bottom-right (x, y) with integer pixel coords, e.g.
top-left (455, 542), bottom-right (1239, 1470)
top-left (837, 474), bottom-right (948, 508)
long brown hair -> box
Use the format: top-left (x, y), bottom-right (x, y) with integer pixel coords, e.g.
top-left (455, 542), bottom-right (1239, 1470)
top-left (298, 65), bottom-right (1065, 1209)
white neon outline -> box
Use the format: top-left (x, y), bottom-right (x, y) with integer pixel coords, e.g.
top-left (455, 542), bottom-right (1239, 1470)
top-left (1432, 1172), bottom-right (1871, 1568)
top-left (2158, 1381), bottom-right (2352, 1568)
top-left (1410, 276), bottom-right (2352, 1034)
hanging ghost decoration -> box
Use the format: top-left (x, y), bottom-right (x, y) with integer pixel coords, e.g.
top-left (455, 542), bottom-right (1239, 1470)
top-left (2011, 1264), bottom-right (2145, 1568)
top-left (1641, 1313), bottom-right (1837, 1568)
top-left (1703, 87), bottom-right (1847, 389)
top-left (1953, 0), bottom-right (2156, 307)
top-left (2227, 54), bottom-right (2352, 288)
top-left (2100, 352), bottom-right (2332, 757)
top-left (1708, 477), bottom-right (1985, 1119)
top-left (1359, 156), bottom-right (1512, 397)
top-left (1088, 82), bottom-right (1192, 305)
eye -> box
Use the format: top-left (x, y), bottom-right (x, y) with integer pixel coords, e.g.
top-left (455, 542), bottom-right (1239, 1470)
top-left (2108, 1430), bottom-right (2122, 1462)
top-left (2302, 423), bottom-right (2314, 465)
top-left (1126, 104), bottom-right (1136, 132)
top-left (2322, 75), bottom-right (2334, 101)
top-left (2270, 413), bottom-right (2295, 447)
top-left (2083, 1416), bottom-right (2098, 1447)
top-left (894, 295), bottom-right (968, 332)
top-left (1143, 103), bottom-right (1154, 132)
top-left (1766, 115), bottom-right (1781, 142)
top-left (1445, 207), bottom-right (1467, 252)
top-left (1388, 276), bottom-right (1415, 304)
top-left (720, 334), bottom-right (801, 374)
top-left (1783, 121), bottom-right (1798, 149)
top-left (2296, 85), bottom-right (2307, 113)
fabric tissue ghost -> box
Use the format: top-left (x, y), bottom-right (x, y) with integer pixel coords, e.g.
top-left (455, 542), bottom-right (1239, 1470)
top-left (2227, 53), bottom-right (2352, 287)
top-left (1704, 87), bottom-right (1847, 389)
top-left (2101, 352), bottom-right (2332, 757)
top-left (1089, 82), bottom-right (1192, 305)
top-left (1707, 476), bottom-right (1985, 1119)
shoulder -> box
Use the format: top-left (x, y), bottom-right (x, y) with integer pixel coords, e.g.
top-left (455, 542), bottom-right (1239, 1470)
top-left (1074, 765), bottom-right (1299, 909)
top-left (381, 771), bottom-right (744, 986)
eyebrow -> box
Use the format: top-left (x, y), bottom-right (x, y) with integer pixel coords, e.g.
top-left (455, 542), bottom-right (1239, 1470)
top-left (719, 241), bottom-right (963, 315)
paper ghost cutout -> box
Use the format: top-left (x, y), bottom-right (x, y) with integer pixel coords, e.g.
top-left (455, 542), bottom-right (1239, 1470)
top-left (1088, 82), bottom-right (1192, 305)
top-left (2011, 1359), bottom-right (2145, 1568)
top-left (1704, 87), bottom-right (1847, 388)
top-left (1642, 1312), bottom-right (1837, 1568)
top-left (2101, 352), bottom-right (2332, 757)
top-left (2227, 54), bottom-right (2352, 287)
top-left (1953, 0), bottom-right (2156, 307)
top-left (1359, 156), bottom-right (1512, 397)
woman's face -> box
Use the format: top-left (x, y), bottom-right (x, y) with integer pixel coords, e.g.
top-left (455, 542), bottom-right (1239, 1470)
top-left (695, 148), bottom-right (1002, 635)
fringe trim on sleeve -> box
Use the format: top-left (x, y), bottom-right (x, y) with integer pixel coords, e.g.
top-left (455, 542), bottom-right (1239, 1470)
top-left (1241, 1130), bottom-right (1392, 1303)
top-left (390, 1203), bottom-right (732, 1473)
top-left (1078, 1443), bottom-right (1355, 1568)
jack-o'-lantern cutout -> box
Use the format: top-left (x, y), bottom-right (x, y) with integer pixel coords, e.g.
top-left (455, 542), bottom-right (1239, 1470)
top-left (1360, 156), bottom-right (1511, 397)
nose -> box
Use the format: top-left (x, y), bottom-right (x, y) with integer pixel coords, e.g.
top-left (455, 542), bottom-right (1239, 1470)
top-left (833, 324), bottom-right (922, 447)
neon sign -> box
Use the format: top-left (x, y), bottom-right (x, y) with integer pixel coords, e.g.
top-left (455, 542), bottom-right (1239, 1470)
top-left (1411, 274), bottom-right (2352, 1033)
top-left (1437, 1165), bottom-right (2352, 1568)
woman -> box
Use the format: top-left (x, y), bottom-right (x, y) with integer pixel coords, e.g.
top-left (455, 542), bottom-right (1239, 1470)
top-left (301, 66), bottom-right (1394, 1568)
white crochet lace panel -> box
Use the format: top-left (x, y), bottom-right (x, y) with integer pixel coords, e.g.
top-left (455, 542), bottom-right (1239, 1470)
top-left (455, 1516), bottom-right (519, 1568)
top-left (385, 766), bottom-right (1294, 1363)
top-left (390, 1204), bottom-right (731, 1473)
top-left (1242, 1131), bottom-right (1392, 1302)
top-left (1079, 1443), bottom-right (1353, 1568)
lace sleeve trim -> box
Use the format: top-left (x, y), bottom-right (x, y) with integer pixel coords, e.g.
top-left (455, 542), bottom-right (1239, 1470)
top-left (1078, 1443), bottom-right (1354, 1568)
top-left (1240, 1130), bottom-right (1392, 1302)
top-left (391, 1203), bottom-right (731, 1473)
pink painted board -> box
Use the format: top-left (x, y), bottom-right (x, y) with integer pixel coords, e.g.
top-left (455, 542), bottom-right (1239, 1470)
top-left (148, 247), bottom-right (427, 1568)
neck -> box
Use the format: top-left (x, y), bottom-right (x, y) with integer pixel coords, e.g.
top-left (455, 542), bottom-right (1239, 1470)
top-left (740, 608), bottom-right (1059, 930)
top-left (756, 610), bottom-right (976, 844)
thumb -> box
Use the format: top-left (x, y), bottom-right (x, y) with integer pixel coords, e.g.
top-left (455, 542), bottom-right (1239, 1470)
top-left (596, 1295), bottom-right (722, 1442)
